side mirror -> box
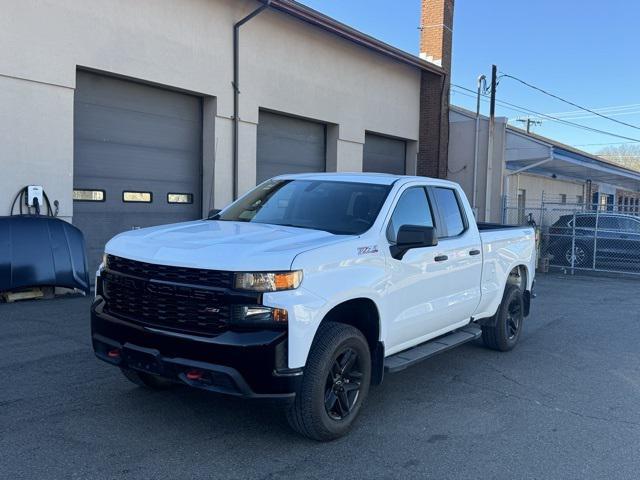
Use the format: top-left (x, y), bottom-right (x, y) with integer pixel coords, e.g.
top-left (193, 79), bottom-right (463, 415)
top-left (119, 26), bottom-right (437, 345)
top-left (390, 225), bottom-right (438, 260)
top-left (207, 208), bottom-right (221, 219)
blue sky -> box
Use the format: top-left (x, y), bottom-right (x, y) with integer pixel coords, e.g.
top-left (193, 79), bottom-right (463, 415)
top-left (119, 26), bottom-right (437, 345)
top-left (299, 0), bottom-right (640, 154)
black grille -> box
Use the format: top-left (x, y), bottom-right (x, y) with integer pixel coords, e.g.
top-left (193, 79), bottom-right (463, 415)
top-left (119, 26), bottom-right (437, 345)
top-left (102, 257), bottom-right (235, 336)
top-left (106, 255), bottom-right (233, 288)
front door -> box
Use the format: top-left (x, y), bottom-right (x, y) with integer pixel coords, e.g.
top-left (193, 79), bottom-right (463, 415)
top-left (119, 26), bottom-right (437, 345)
top-left (384, 185), bottom-right (484, 354)
top-left (384, 186), bottom-right (446, 353)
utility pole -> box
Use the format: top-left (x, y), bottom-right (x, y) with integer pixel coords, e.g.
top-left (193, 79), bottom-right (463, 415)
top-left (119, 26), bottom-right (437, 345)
top-left (472, 74), bottom-right (486, 213)
top-left (484, 64), bottom-right (497, 222)
top-left (516, 117), bottom-right (542, 133)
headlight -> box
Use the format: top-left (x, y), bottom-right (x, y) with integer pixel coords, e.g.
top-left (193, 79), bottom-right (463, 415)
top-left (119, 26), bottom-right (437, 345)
top-left (234, 271), bottom-right (303, 292)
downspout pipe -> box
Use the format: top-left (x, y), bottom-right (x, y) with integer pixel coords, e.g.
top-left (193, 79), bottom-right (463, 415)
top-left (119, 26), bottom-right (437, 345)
top-left (233, 0), bottom-right (271, 200)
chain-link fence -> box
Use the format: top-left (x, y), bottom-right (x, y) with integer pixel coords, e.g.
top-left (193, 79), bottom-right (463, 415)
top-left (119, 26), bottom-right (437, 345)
top-left (503, 197), bottom-right (640, 276)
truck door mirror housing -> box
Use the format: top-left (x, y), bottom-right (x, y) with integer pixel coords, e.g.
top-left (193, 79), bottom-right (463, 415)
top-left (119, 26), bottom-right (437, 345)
top-left (391, 225), bottom-right (438, 260)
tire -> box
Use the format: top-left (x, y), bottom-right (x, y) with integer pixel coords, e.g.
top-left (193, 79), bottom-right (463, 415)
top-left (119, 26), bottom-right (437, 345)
top-left (286, 322), bottom-right (371, 441)
top-left (120, 368), bottom-right (176, 389)
top-left (482, 284), bottom-right (525, 352)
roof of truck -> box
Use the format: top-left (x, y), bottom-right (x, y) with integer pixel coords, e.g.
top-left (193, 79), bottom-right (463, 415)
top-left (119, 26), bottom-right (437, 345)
top-left (273, 172), bottom-right (454, 186)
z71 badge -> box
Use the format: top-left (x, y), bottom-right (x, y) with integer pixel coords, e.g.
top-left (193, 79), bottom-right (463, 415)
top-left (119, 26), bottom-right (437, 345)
top-left (357, 245), bottom-right (379, 255)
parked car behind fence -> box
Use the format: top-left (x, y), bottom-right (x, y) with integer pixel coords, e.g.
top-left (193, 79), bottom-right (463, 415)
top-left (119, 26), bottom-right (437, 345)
top-left (503, 199), bottom-right (640, 275)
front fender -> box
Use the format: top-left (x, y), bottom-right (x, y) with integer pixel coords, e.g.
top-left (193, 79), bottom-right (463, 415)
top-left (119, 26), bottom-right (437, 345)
top-left (263, 286), bottom-right (384, 369)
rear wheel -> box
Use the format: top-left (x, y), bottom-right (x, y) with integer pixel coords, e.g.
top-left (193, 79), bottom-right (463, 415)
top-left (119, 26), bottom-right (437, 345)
top-left (120, 368), bottom-right (176, 389)
top-left (482, 284), bottom-right (524, 351)
top-left (287, 322), bottom-right (371, 441)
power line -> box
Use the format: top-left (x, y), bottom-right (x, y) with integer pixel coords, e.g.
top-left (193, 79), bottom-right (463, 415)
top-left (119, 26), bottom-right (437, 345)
top-left (545, 103), bottom-right (640, 118)
top-left (451, 84), bottom-right (640, 143)
top-left (498, 71), bottom-right (640, 132)
top-left (573, 141), bottom-right (640, 147)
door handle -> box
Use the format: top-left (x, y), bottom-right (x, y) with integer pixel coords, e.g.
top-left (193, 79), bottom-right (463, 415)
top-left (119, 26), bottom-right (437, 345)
top-left (434, 255), bottom-right (448, 262)
top-left (469, 249), bottom-right (481, 256)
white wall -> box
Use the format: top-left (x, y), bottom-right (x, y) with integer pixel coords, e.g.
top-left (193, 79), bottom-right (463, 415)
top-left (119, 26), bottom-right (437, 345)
top-left (1, 0), bottom-right (422, 219)
top-left (507, 173), bottom-right (585, 206)
top-left (448, 109), bottom-right (506, 222)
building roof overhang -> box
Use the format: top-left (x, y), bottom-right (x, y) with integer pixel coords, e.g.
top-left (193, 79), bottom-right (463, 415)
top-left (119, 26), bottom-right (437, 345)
top-left (505, 127), bottom-right (640, 192)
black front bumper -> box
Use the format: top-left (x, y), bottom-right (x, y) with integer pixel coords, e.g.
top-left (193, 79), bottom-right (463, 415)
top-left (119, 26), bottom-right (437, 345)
top-left (91, 297), bottom-right (302, 399)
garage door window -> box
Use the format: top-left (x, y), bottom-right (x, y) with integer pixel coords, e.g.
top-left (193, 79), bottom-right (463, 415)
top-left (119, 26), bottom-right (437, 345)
top-left (167, 193), bottom-right (193, 204)
top-left (73, 189), bottom-right (105, 202)
top-left (123, 191), bottom-right (152, 203)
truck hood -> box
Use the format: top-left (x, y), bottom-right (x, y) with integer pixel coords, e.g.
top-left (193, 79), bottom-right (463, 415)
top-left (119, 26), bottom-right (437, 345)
top-left (105, 220), bottom-right (349, 271)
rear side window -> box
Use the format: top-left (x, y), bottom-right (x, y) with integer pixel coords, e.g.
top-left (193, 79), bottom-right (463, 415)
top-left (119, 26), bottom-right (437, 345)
top-left (432, 187), bottom-right (465, 237)
top-left (598, 217), bottom-right (620, 229)
top-left (386, 187), bottom-right (433, 243)
top-left (619, 218), bottom-right (640, 232)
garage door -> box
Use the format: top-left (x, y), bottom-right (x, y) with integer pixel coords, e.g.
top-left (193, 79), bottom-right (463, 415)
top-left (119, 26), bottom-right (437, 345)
top-left (256, 111), bottom-right (326, 183)
top-left (73, 71), bottom-right (202, 273)
top-left (363, 133), bottom-right (406, 175)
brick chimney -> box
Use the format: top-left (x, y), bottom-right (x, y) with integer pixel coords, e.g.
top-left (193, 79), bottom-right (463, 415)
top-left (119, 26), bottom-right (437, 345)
top-left (419, 0), bottom-right (454, 73)
top-left (416, 0), bottom-right (454, 180)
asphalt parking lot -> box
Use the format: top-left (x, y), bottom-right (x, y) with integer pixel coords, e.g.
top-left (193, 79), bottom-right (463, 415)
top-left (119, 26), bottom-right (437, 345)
top-left (2, 273), bottom-right (640, 480)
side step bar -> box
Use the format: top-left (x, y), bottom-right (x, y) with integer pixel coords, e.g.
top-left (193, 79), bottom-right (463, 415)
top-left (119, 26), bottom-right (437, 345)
top-left (384, 325), bottom-right (482, 373)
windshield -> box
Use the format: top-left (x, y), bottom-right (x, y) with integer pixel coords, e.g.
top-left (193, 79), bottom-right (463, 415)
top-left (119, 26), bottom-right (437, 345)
top-left (216, 179), bottom-right (391, 235)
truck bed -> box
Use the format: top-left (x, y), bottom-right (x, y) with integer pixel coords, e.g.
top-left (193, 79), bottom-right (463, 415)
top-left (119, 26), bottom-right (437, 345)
top-left (477, 222), bottom-right (533, 231)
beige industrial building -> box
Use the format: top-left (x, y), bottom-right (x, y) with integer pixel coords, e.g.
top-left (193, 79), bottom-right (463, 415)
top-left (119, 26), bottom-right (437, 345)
top-left (2, 0), bottom-right (453, 270)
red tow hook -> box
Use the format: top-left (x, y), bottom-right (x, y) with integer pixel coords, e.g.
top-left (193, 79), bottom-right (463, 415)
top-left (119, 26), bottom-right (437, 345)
top-left (107, 348), bottom-right (121, 359)
top-left (186, 369), bottom-right (204, 381)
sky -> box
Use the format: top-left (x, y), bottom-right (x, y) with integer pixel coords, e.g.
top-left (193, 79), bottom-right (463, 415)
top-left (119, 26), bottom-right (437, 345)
top-left (299, 0), bottom-right (640, 155)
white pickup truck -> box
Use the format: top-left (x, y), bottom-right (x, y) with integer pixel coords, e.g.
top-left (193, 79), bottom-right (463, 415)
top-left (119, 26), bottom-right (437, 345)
top-left (92, 173), bottom-right (536, 440)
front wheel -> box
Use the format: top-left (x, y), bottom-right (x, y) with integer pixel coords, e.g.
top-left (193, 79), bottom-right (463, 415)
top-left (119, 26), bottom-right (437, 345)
top-left (287, 322), bottom-right (371, 441)
top-left (482, 284), bottom-right (525, 352)
top-left (561, 242), bottom-right (592, 267)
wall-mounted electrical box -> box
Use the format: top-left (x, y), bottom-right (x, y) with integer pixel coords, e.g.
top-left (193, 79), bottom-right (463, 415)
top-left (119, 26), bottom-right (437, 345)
top-left (26, 185), bottom-right (44, 208)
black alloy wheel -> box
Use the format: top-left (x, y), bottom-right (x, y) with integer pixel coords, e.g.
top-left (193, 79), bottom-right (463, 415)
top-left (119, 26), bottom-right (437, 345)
top-left (481, 284), bottom-right (525, 352)
top-left (324, 348), bottom-right (363, 420)
top-left (286, 322), bottom-right (371, 441)
top-left (506, 296), bottom-right (522, 340)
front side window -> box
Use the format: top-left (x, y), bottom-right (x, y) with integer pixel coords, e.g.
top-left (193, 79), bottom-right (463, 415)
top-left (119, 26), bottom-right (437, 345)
top-left (386, 187), bottom-right (433, 243)
top-left (216, 179), bottom-right (390, 235)
top-left (433, 187), bottom-right (465, 237)
top-left (575, 216), bottom-right (596, 228)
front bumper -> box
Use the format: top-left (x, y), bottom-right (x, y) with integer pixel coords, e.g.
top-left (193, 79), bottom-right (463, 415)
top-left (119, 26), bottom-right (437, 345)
top-left (91, 297), bottom-right (302, 399)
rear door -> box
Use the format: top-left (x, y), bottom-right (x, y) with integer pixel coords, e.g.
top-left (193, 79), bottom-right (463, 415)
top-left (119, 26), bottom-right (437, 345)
top-left (427, 186), bottom-right (483, 323)
top-left (595, 216), bottom-right (624, 261)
